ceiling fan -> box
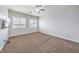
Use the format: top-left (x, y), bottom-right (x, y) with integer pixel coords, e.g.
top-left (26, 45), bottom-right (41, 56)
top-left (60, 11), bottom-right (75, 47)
top-left (35, 5), bottom-right (45, 13)
top-left (29, 5), bottom-right (45, 14)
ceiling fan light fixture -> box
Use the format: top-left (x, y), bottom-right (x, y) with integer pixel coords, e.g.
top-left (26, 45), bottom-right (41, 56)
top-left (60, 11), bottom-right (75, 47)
top-left (30, 5), bottom-right (45, 14)
top-left (36, 8), bottom-right (40, 12)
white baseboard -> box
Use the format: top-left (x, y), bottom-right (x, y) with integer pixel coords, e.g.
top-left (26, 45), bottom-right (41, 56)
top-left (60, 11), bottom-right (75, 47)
top-left (39, 31), bottom-right (79, 43)
top-left (9, 31), bottom-right (38, 37)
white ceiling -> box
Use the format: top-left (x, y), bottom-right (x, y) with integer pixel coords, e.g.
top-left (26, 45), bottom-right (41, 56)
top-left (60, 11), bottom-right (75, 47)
top-left (5, 5), bottom-right (68, 17)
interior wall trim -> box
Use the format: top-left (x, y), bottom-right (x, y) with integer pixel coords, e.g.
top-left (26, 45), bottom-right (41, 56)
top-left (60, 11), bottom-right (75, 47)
top-left (39, 31), bottom-right (79, 44)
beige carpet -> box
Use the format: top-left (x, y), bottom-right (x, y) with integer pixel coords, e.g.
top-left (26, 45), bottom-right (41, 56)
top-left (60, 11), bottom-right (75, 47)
top-left (1, 32), bottom-right (79, 53)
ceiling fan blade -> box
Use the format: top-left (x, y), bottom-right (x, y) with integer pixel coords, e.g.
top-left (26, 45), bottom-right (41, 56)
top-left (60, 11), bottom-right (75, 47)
top-left (40, 9), bottom-right (45, 11)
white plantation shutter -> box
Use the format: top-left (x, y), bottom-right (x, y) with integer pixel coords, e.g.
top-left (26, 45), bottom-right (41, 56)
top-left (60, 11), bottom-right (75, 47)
top-left (20, 18), bottom-right (26, 28)
top-left (12, 16), bottom-right (26, 29)
top-left (12, 16), bottom-right (19, 28)
top-left (30, 19), bottom-right (38, 28)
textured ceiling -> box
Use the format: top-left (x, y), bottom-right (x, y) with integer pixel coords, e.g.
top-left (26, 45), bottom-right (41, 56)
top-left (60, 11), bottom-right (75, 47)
top-left (5, 5), bottom-right (68, 17)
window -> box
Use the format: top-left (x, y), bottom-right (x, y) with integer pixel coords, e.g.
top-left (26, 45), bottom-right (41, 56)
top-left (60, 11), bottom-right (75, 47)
top-left (12, 16), bottom-right (26, 29)
top-left (30, 19), bottom-right (38, 28)
top-left (20, 18), bottom-right (26, 28)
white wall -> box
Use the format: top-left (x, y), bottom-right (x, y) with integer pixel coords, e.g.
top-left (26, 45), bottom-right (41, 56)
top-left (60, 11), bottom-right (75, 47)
top-left (0, 5), bottom-right (8, 19)
top-left (39, 6), bottom-right (79, 43)
top-left (0, 5), bottom-right (8, 50)
top-left (0, 29), bottom-right (8, 50)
